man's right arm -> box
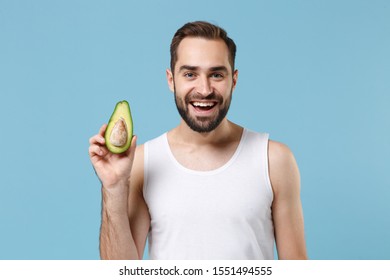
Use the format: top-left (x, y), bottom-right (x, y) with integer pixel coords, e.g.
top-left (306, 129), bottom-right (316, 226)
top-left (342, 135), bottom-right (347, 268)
top-left (89, 125), bottom-right (150, 259)
top-left (100, 181), bottom-right (139, 259)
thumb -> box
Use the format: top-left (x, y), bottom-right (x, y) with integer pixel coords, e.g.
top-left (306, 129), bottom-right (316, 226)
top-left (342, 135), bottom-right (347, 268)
top-left (125, 135), bottom-right (137, 158)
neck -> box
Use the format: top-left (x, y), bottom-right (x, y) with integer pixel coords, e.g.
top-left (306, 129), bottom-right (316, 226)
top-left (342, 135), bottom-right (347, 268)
top-left (169, 118), bottom-right (242, 146)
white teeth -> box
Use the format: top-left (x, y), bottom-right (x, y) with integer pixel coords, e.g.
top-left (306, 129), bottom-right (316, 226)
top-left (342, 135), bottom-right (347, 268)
top-left (192, 102), bottom-right (215, 107)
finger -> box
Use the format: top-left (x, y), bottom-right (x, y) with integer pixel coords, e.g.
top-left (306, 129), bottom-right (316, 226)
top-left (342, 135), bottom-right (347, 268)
top-left (89, 146), bottom-right (110, 164)
top-left (99, 124), bottom-right (108, 137)
top-left (125, 135), bottom-right (137, 157)
top-left (89, 134), bottom-right (106, 145)
top-left (98, 144), bottom-right (109, 157)
top-left (89, 144), bottom-right (105, 157)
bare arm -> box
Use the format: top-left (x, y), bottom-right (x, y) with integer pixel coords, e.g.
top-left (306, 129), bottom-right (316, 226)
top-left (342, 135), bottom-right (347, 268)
top-left (269, 140), bottom-right (308, 259)
top-left (89, 124), bottom-right (149, 259)
top-left (100, 181), bottom-right (138, 259)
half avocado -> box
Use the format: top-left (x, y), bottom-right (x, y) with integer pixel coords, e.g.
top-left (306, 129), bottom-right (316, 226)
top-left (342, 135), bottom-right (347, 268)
top-left (104, 100), bottom-right (133, 154)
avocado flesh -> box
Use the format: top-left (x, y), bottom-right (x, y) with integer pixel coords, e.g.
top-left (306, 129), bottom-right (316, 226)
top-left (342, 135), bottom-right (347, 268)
top-left (105, 100), bottom-right (133, 154)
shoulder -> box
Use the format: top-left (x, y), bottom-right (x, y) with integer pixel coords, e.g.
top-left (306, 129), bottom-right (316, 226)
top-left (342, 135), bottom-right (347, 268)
top-left (132, 131), bottom-right (168, 178)
top-left (268, 140), bottom-right (295, 167)
top-left (268, 140), bottom-right (300, 196)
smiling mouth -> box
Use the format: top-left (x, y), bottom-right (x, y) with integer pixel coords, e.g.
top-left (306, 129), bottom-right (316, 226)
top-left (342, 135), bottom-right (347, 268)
top-left (190, 101), bottom-right (217, 111)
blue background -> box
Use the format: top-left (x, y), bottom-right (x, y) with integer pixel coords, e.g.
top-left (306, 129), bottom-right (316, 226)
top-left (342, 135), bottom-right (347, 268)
top-left (0, 0), bottom-right (389, 260)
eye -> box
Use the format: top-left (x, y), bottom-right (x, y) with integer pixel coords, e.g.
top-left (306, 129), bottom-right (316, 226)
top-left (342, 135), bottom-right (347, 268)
top-left (184, 72), bottom-right (196, 79)
top-left (211, 73), bottom-right (224, 79)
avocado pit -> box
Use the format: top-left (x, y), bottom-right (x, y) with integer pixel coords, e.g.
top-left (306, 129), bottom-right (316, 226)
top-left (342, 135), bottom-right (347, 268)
top-left (109, 118), bottom-right (128, 147)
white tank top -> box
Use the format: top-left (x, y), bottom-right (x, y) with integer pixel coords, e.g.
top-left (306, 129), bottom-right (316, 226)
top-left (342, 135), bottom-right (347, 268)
top-left (143, 128), bottom-right (275, 259)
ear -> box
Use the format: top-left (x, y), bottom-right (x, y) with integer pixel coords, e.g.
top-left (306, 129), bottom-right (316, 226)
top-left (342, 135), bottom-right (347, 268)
top-left (232, 69), bottom-right (238, 90)
top-left (166, 68), bottom-right (174, 92)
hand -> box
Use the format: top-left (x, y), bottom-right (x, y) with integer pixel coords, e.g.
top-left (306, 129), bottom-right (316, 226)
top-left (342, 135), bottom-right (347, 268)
top-left (89, 124), bottom-right (137, 189)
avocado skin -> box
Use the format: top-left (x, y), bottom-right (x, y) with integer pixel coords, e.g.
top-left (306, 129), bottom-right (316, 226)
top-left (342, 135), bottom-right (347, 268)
top-left (104, 100), bottom-right (133, 154)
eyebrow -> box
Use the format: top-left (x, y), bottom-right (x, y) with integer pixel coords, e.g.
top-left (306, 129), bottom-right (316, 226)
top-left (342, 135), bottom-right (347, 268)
top-left (178, 65), bottom-right (229, 73)
top-left (209, 66), bottom-right (229, 73)
top-left (179, 65), bottom-right (198, 72)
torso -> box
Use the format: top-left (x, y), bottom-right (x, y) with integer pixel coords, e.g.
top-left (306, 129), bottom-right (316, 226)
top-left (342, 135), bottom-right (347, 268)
top-left (143, 126), bottom-right (275, 259)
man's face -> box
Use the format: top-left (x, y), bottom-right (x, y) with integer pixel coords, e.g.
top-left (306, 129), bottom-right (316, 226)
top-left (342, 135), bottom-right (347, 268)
top-left (167, 37), bottom-right (238, 133)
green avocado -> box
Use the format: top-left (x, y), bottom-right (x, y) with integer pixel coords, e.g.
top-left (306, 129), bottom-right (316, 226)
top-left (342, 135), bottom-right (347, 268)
top-left (104, 100), bottom-right (133, 154)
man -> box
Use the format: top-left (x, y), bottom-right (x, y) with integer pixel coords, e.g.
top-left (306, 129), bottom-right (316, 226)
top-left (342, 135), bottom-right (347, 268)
top-left (89, 21), bottom-right (307, 260)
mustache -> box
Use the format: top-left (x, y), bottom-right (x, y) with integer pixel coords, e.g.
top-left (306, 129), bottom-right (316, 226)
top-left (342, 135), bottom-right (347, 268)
top-left (185, 92), bottom-right (223, 103)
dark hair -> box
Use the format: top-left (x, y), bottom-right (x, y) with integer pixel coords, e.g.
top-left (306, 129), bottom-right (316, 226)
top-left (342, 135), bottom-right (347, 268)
top-left (170, 21), bottom-right (237, 73)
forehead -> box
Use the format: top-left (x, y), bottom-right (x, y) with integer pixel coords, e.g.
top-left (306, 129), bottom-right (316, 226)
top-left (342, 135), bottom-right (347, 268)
top-left (175, 37), bottom-right (230, 70)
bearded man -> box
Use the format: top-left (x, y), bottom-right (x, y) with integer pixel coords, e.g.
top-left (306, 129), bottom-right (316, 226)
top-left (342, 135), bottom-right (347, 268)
top-left (89, 21), bottom-right (307, 260)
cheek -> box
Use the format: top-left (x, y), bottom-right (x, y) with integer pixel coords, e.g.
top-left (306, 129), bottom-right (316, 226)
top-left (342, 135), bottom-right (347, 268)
top-left (174, 82), bottom-right (194, 95)
top-left (216, 82), bottom-right (232, 95)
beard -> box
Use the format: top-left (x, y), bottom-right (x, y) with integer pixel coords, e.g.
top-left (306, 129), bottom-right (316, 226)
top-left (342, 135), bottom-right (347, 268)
top-left (174, 88), bottom-right (232, 133)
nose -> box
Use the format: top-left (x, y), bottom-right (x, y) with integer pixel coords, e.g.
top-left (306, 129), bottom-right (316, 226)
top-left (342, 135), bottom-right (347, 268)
top-left (196, 75), bottom-right (212, 96)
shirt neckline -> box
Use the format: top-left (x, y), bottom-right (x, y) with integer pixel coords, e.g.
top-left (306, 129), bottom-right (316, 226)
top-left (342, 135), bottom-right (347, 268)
top-left (163, 128), bottom-right (248, 176)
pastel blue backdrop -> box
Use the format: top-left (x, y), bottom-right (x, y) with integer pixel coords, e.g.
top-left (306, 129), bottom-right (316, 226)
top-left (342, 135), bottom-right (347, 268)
top-left (0, 0), bottom-right (389, 260)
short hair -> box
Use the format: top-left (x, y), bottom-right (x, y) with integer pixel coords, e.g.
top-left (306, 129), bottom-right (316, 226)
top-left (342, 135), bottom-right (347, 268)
top-left (170, 21), bottom-right (237, 73)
